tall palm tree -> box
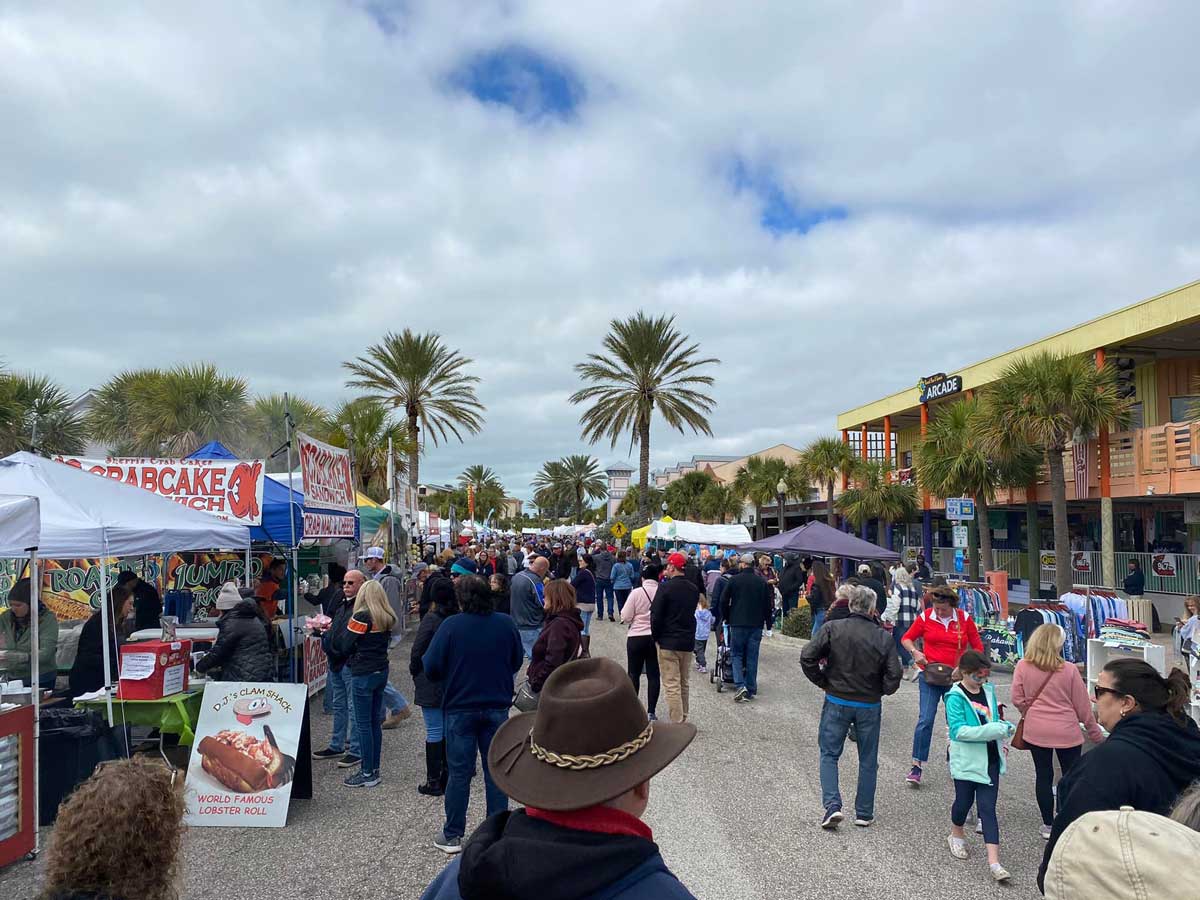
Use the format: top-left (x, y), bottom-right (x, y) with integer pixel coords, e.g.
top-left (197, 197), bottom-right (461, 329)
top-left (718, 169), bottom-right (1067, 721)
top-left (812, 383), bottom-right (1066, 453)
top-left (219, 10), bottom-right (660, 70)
top-left (698, 481), bottom-right (743, 524)
top-left (242, 394), bottom-right (332, 470)
top-left (663, 470), bottom-right (715, 520)
top-left (979, 350), bottom-right (1130, 597)
top-left (836, 460), bottom-right (919, 544)
top-left (325, 398), bottom-right (411, 501)
top-left (916, 397), bottom-right (1041, 577)
top-left (556, 455), bottom-right (609, 524)
top-left (343, 329), bottom-right (485, 489)
top-left (0, 371), bottom-right (88, 456)
top-left (800, 437), bottom-right (859, 528)
top-left (732, 456), bottom-right (806, 537)
top-left (570, 312), bottom-right (719, 523)
top-left (458, 465), bottom-right (506, 523)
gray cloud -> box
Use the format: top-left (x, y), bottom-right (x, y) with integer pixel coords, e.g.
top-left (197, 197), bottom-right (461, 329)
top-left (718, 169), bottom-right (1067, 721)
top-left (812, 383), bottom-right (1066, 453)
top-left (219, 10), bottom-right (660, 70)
top-left (3, 2), bottom-right (1199, 503)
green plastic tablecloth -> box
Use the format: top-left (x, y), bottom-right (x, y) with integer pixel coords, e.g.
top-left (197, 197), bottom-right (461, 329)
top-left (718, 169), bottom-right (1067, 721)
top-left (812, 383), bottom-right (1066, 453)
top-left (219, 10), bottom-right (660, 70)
top-left (74, 690), bottom-right (205, 746)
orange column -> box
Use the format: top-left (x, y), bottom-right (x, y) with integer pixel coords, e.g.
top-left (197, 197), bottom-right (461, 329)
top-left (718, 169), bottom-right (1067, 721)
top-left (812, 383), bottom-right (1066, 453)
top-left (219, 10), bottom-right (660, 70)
top-left (860, 424), bottom-right (868, 461)
top-left (841, 429), bottom-right (850, 490)
top-left (883, 415), bottom-right (892, 480)
top-left (920, 403), bottom-right (929, 510)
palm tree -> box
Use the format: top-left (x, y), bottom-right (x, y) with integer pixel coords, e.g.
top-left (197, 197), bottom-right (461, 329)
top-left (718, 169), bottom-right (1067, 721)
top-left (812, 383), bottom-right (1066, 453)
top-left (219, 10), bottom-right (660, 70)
top-left (916, 397), bottom-right (1041, 577)
top-left (663, 470), bottom-right (715, 520)
top-left (698, 481), bottom-right (743, 524)
top-left (86, 369), bottom-right (165, 455)
top-left (617, 483), bottom-right (664, 517)
top-left (570, 312), bottom-right (719, 523)
top-left (343, 329), bottom-right (485, 489)
top-left (326, 398), bottom-right (412, 501)
top-left (458, 465), bottom-right (506, 523)
top-left (548, 455), bottom-right (608, 524)
top-left (979, 350), bottom-right (1130, 597)
top-left (242, 394), bottom-right (331, 470)
top-left (800, 437), bottom-right (859, 528)
top-left (532, 460), bottom-right (569, 519)
top-left (0, 372), bottom-right (88, 456)
top-left (732, 456), bottom-right (806, 537)
top-left (836, 460), bottom-right (919, 545)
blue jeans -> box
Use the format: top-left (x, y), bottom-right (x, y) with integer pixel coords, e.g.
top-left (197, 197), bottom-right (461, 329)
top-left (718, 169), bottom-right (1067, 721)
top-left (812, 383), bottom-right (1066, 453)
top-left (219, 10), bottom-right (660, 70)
top-left (811, 608), bottom-right (826, 636)
top-left (596, 577), bottom-right (615, 616)
top-left (328, 666), bottom-right (360, 756)
top-left (519, 627), bottom-right (540, 660)
top-left (352, 669), bottom-right (387, 776)
top-left (819, 699), bottom-right (882, 819)
top-left (421, 706), bottom-right (444, 742)
top-left (580, 610), bottom-right (593, 635)
top-left (912, 673), bottom-right (951, 763)
top-left (383, 681), bottom-right (410, 715)
top-left (443, 708), bottom-right (509, 840)
top-left (729, 625), bottom-right (763, 696)
top-left (893, 628), bottom-right (912, 667)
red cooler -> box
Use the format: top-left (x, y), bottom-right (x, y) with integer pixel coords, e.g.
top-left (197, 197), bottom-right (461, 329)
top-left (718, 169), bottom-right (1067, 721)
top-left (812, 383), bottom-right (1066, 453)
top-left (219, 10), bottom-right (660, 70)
top-left (118, 640), bottom-right (192, 700)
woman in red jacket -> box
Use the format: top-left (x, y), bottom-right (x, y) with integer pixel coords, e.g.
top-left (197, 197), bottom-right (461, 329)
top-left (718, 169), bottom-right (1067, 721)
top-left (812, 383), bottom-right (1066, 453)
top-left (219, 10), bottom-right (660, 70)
top-left (900, 585), bottom-right (983, 788)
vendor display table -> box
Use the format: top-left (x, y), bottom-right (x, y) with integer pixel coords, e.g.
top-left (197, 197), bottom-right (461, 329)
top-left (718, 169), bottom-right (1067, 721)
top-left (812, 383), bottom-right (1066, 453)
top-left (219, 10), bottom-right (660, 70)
top-left (74, 690), bottom-right (204, 748)
top-left (129, 626), bottom-right (218, 643)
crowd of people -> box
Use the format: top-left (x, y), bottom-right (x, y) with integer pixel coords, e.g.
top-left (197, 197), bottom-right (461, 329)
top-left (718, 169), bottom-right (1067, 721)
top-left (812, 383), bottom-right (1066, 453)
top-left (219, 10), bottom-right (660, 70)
top-left (20, 529), bottom-right (1200, 898)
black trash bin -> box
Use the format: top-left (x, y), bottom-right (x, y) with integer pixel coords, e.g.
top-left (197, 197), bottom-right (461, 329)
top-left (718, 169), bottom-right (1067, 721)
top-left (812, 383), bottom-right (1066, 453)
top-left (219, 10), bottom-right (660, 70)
top-left (38, 707), bottom-right (122, 825)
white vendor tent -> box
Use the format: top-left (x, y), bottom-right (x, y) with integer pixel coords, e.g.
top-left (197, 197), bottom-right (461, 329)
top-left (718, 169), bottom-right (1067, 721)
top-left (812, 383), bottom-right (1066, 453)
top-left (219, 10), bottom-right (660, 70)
top-left (647, 518), bottom-right (752, 546)
top-left (0, 493), bottom-right (39, 556)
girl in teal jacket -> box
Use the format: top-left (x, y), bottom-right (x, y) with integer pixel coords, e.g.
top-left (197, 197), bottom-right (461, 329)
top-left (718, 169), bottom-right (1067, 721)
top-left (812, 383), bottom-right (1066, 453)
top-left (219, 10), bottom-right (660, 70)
top-left (944, 650), bottom-right (1016, 883)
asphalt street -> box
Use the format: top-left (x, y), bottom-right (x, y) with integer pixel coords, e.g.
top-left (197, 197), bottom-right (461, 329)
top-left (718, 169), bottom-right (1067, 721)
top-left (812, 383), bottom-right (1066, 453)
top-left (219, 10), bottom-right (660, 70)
top-left (4, 615), bottom-right (1052, 899)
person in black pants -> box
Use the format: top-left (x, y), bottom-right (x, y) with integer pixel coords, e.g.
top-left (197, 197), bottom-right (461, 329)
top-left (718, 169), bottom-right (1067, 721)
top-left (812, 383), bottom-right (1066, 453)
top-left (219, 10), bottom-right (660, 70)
top-left (620, 563), bottom-right (663, 720)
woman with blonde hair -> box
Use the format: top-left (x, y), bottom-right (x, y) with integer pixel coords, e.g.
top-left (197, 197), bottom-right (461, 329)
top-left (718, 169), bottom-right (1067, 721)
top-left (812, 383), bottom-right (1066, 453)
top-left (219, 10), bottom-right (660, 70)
top-left (332, 579), bottom-right (396, 787)
top-left (1011, 623), bottom-right (1104, 839)
top-left (526, 578), bottom-right (584, 693)
top-left (40, 757), bottom-right (185, 900)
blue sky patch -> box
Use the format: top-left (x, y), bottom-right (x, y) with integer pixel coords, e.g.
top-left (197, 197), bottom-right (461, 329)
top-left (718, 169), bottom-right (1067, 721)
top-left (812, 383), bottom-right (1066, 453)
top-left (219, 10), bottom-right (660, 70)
top-left (449, 45), bottom-right (584, 122)
top-left (729, 157), bottom-right (847, 235)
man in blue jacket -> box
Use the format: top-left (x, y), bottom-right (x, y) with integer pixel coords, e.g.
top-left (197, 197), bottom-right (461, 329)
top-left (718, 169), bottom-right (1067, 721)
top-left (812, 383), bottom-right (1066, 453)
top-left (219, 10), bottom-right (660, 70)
top-left (421, 657), bottom-right (699, 900)
top-left (423, 575), bottom-right (524, 855)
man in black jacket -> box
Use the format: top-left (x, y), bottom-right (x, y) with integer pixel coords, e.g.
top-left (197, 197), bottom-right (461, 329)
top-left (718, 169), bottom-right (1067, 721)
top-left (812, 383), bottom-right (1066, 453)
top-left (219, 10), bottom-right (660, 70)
top-left (651, 552), bottom-right (699, 724)
top-left (800, 584), bottom-right (902, 830)
top-left (855, 563), bottom-right (889, 616)
top-left (723, 553), bottom-right (773, 703)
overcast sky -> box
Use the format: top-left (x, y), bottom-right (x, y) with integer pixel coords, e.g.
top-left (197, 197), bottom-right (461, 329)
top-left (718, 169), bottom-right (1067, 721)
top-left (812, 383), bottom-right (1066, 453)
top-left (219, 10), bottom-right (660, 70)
top-left (4, 2), bottom-right (1200, 500)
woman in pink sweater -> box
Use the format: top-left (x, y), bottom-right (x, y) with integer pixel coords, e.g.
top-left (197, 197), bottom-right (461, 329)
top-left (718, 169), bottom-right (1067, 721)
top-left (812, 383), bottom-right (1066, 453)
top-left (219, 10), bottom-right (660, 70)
top-left (621, 563), bottom-right (662, 720)
top-left (1011, 624), bottom-right (1105, 839)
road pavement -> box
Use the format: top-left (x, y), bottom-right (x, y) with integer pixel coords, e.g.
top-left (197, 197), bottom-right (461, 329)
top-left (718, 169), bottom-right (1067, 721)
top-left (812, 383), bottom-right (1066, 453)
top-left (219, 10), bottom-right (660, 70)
top-left (3, 614), bottom-right (1052, 898)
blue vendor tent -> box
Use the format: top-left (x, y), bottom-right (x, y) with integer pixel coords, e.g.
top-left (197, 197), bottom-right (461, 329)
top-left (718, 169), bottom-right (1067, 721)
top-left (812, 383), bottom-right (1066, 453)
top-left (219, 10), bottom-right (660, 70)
top-left (186, 441), bottom-right (303, 544)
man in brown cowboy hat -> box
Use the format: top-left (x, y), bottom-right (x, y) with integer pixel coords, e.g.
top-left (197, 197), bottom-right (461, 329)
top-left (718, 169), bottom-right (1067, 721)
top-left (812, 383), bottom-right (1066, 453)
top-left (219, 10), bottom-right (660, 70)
top-left (419, 656), bottom-right (699, 900)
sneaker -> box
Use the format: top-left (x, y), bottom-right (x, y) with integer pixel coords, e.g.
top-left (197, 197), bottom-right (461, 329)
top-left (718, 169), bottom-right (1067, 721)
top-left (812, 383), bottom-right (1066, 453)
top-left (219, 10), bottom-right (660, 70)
top-left (312, 747), bottom-right (343, 761)
top-left (608, 615), bottom-right (616, 622)
top-left (975, 820), bottom-right (984, 835)
top-left (744, 693), bottom-right (756, 702)
top-left (699, 666), bottom-right (708, 674)
top-left (906, 765), bottom-right (922, 788)
top-left (854, 816), bottom-right (874, 827)
top-left (337, 753), bottom-right (362, 769)
top-left (343, 771), bottom-right (381, 788)
top-left (1040, 824), bottom-right (1052, 840)
top-left (947, 835), bottom-right (968, 860)
top-left (990, 863), bottom-right (1011, 882)
top-left (820, 806), bottom-right (844, 830)
top-left (382, 707), bottom-right (413, 729)
top-left (434, 833), bottom-right (463, 855)
top-left (734, 687), bottom-right (749, 703)
top-left (647, 712), bottom-right (657, 722)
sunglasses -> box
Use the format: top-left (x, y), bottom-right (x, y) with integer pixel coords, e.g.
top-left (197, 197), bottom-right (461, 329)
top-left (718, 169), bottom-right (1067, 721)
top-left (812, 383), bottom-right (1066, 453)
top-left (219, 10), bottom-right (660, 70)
top-left (1092, 685), bottom-right (1124, 701)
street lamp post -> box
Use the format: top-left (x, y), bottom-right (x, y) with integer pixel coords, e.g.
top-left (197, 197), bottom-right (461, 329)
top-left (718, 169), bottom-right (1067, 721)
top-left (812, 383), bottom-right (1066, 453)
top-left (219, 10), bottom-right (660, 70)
top-left (776, 478), bottom-right (788, 537)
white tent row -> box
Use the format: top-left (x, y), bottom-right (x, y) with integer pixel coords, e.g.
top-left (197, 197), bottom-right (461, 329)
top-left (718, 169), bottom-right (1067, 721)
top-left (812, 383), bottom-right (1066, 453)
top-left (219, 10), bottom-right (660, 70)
top-left (646, 518), bottom-right (752, 546)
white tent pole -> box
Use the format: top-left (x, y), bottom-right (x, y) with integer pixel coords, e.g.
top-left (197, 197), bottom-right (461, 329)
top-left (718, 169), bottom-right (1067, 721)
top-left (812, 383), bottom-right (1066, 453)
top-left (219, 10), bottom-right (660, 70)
top-left (285, 393), bottom-right (299, 684)
top-left (99, 549), bottom-right (114, 726)
top-left (29, 548), bottom-right (41, 855)
top-left (244, 544), bottom-right (251, 588)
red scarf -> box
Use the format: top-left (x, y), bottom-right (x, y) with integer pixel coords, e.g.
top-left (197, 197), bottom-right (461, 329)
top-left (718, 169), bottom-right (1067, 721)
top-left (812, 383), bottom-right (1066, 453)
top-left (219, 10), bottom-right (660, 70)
top-left (525, 804), bottom-right (653, 840)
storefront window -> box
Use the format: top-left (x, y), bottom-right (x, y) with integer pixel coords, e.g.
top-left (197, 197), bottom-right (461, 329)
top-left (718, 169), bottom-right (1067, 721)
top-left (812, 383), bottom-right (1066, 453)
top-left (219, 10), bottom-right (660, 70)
top-left (1169, 396), bottom-right (1199, 422)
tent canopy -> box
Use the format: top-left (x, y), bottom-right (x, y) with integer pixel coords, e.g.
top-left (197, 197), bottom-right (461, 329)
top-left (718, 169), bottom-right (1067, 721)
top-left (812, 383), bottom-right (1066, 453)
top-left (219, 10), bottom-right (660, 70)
top-left (187, 442), bottom-right (302, 544)
top-left (0, 493), bottom-right (39, 556)
top-left (737, 521), bottom-right (899, 560)
top-left (0, 452), bottom-right (249, 556)
top-left (632, 517), bottom-right (750, 548)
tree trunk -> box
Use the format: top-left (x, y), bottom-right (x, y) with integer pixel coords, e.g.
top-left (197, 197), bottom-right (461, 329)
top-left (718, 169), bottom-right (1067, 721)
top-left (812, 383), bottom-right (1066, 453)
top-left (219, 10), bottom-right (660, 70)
top-left (1046, 447), bottom-right (1072, 598)
top-left (825, 480), bottom-right (836, 527)
top-left (407, 415), bottom-right (420, 494)
top-left (637, 418), bottom-right (651, 524)
top-left (575, 486), bottom-right (584, 525)
top-left (977, 492), bottom-right (994, 573)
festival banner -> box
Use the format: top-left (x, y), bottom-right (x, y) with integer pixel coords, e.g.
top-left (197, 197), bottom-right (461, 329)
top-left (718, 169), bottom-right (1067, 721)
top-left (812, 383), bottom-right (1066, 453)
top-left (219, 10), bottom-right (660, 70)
top-left (303, 636), bottom-right (327, 697)
top-left (295, 432), bottom-right (355, 514)
top-left (53, 456), bottom-right (265, 525)
top-left (301, 510), bottom-right (357, 539)
top-left (184, 682), bottom-right (307, 828)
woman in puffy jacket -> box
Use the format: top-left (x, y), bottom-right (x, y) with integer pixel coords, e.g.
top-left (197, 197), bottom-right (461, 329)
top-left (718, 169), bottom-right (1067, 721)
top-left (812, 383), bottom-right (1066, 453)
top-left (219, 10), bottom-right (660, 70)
top-left (527, 580), bottom-right (583, 694)
top-left (195, 582), bottom-right (275, 683)
top-left (621, 563), bottom-right (662, 720)
top-left (409, 577), bottom-right (457, 796)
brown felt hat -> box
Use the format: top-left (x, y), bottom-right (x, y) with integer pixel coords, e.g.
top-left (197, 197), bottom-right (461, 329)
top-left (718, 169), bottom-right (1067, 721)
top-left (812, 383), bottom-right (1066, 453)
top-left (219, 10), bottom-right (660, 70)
top-left (488, 657), bottom-right (696, 811)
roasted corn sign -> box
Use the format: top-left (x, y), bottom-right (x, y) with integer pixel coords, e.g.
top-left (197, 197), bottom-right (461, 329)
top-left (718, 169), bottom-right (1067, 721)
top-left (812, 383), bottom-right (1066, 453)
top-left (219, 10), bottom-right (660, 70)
top-left (53, 456), bottom-right (266, 525)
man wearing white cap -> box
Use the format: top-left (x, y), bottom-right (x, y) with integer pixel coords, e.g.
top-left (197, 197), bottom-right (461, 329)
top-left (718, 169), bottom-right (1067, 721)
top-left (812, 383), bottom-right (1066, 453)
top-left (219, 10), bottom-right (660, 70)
top-left (360, 546), bottom-right (413, 729)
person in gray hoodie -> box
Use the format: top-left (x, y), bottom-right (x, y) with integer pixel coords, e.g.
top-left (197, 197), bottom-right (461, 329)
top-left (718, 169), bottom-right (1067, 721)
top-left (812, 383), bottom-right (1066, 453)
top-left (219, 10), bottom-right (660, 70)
top-left (510, 556), bottom-right (549, 659)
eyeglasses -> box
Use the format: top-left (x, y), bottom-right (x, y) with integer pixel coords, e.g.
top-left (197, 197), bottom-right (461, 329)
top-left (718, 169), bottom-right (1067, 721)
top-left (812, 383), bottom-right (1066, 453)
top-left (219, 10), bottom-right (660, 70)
top-left (1092, 685), bottom-right (1124, 701)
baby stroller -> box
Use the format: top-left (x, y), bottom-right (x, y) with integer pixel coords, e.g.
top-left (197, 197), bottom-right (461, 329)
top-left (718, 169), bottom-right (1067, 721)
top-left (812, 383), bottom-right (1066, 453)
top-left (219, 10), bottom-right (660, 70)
top-left (711, 624), bottom-right (735, 692)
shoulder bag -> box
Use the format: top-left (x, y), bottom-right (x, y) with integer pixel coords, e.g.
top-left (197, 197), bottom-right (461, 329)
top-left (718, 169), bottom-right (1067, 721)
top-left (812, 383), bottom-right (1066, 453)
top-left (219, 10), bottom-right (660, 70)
top-left (1010, 669), bottom-right (1054, 751)
top-left (922, 612), bottom-right (963, 688)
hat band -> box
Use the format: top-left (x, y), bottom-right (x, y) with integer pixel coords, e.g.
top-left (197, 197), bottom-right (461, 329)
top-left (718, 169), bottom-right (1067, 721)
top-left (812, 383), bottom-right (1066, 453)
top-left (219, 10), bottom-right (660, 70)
top-left (529, 723), bottom-right (653, 771)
